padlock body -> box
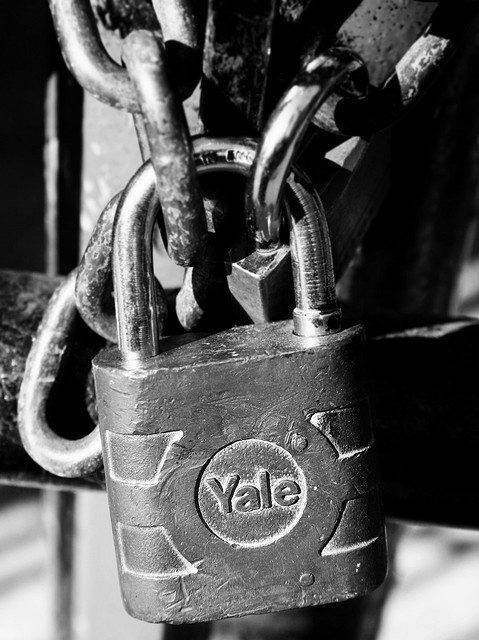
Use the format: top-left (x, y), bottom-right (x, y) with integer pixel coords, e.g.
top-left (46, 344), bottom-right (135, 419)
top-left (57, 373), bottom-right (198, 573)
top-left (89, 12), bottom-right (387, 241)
top-left (93, 321), bottom-right (387, 624)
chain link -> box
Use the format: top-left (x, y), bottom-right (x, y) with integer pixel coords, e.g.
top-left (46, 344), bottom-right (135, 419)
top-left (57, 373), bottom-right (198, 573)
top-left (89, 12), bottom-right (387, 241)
top-left (48, 0), bottom-right (203, 110)
top-left (18, 271), bottom-right (103, 477)
top-left (122, 29), bottom-right (208, 266)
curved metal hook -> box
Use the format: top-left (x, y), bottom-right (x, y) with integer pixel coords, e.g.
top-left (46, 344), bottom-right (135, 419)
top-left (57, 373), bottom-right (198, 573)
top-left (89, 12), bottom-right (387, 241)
top-left (246, 47), bottom-right (369, 252)
top-left (18, 271), bottom-right (103, 478)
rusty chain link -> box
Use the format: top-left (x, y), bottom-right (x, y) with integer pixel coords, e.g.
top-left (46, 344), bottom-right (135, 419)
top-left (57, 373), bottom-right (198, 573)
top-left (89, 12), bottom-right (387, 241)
top-left (122, 29), bottom-right (208, 266)
top-left (18, 271), bottom-right (104, 477)
top-left (47, 0), bottom-right (474, 135)
top-left (47, 0), bottom-right (203, 108)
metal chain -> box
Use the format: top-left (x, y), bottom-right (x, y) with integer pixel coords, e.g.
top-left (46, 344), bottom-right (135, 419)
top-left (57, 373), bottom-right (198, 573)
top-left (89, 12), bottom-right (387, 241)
top-left (45, 0), bottom-right (476, 277)
top-left (47, 0), bottom-right (475, 136)
top-left (47, 0), bottom-right (203, 109)
top-left (122, 29), bottom-right (208, 266)
top-left (22, 0), bottom-right (477, 480)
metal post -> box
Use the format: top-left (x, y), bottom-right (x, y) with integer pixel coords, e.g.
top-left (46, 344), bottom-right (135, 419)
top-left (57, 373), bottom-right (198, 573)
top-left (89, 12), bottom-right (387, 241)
top-left (43, 491), bottom-right (76, 640)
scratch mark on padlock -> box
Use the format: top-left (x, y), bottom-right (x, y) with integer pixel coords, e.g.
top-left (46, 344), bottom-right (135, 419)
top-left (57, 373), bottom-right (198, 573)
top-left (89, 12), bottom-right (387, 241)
top-left (309, 520), bottom-right (322, 543)
top-left (109, 387), bottom-right (133, 399)
top-left (164, 578), bottom-right (197, 613)
top-left (323, 535), bottom-right (381, 556)
top-left (162, 587), bottom-right (180, 607)
top-left (338, 446), bottom-right (370, 460)
top-left (201, 392), bottom-right (265, 417)
top-left (179, 576), bottom-right (190, 606)
top-left (313, 364), bottom-right (331, 380)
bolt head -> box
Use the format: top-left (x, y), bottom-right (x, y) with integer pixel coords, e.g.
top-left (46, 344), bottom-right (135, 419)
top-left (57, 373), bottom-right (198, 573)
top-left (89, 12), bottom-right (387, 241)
top-left (299, 573), bottom-right (315, 586)
top-left (291, 433), bottom-right (308, 452)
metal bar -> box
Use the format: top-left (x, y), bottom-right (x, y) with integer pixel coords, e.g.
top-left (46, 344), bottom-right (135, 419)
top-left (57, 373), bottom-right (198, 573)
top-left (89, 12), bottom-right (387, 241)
top-left (122, 30), bottom-right (208, 267)
top-left (44, 490), bottom-right (76, 640)
top-left (201, 0), bottom-right (278, 134)
top-left (3, 270), bottom-right (479, 527)
top-left (43, 29), bottom-right (86, 640)
top-left (339, 6), bottom-right (479, 318)
top-left (55, 67), bottom-right (84, 274)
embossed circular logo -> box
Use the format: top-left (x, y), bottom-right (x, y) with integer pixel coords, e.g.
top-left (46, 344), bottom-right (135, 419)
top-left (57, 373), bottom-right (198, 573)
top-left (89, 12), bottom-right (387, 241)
top-left (197, 439), bottom-right (307, 547)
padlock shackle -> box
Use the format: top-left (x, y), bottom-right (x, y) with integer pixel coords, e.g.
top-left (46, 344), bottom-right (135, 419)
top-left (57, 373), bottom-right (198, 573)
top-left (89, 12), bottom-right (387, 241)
top-left (246, 47), bottom-right (369, 252)
top-left (286, 172), bottom-right (340, 336)
top-left (114, 137), bottom-right (339, 360)
top-left (75, 192), bottom-right (169, 344)
top-left (113, 138), bottom-right (257, 361)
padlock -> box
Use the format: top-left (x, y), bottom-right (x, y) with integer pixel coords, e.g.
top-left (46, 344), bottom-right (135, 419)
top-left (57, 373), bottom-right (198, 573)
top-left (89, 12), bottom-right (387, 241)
top-left (93, 138), bottom-right (387, 624)
top-left (226, 47), bottom-right (368, 324)
top-left (176, 48), bottom-right (369, 331)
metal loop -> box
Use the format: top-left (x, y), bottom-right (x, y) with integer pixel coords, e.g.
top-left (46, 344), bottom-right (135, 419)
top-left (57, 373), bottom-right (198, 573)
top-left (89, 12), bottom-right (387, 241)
top-left (114, 136), bottom-right (257, 359)
top-left (74, 137), bottom-right (257, 352)
top-left (47, 0), bottom-right (200, 113)
top-left (18, 271), bottom-right (103, 478)
top-left (48, 0), bottom-right (140, 112)
top-left (114, 137), bottom-right (338, 360)
top-left (246, 46), bottom-right (369, 252)
top-left (75, 193), bottom-right (168, 343)
top-left (122, 30), bottom-right (208, 266)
